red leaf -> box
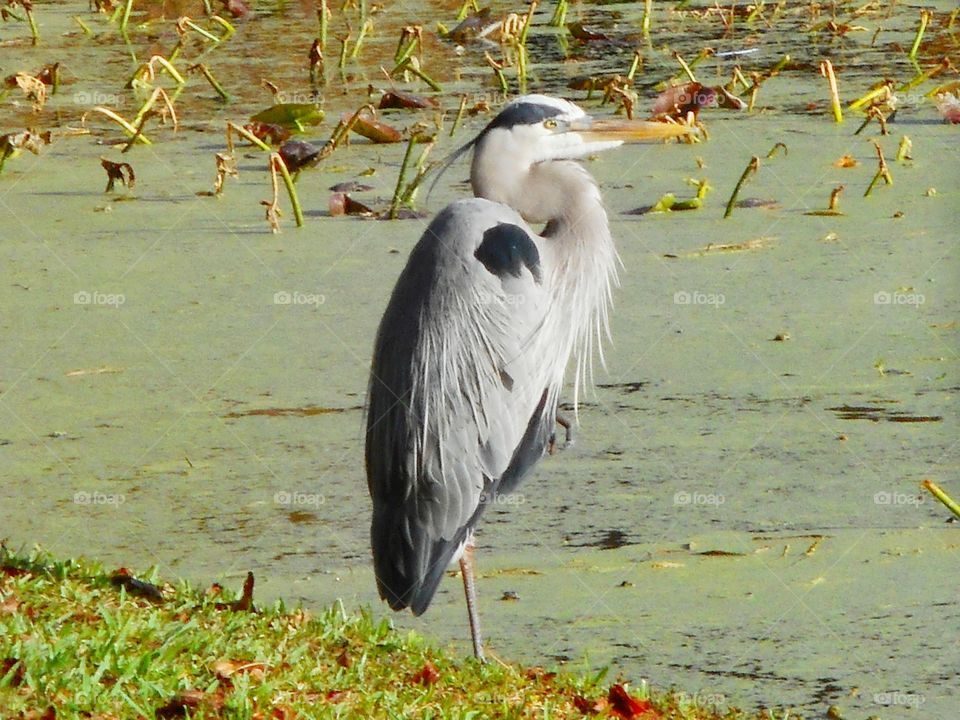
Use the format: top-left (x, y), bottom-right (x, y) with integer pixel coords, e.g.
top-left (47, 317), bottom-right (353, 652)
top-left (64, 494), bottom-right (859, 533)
top-left (411, 660), bottom-right (440, 686)
top-left (608, 684), bottom-right (658, 719)
top-left (572, 693), bottom-right (606, 714)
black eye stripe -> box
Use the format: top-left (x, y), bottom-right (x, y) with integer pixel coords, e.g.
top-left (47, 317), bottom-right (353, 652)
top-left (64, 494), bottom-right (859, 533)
top-left (482, 103), bottom-right (565, 133)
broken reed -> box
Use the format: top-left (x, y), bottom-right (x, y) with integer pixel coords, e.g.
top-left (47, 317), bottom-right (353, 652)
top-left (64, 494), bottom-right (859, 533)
top-left (820, 59), bottom-right (842, 123)
top-left (723, 156), bottom-right (759, 218)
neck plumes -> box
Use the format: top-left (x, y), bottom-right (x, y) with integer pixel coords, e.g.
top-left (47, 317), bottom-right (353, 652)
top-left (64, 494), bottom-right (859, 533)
top-left (536, 162), bottom-right (619, 410)
top-left (475, 160), bottom-right (619, 411)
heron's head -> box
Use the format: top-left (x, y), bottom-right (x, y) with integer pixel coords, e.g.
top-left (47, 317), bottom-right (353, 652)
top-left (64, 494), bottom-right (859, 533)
top-left (463, 95), bottom-right (693, 221)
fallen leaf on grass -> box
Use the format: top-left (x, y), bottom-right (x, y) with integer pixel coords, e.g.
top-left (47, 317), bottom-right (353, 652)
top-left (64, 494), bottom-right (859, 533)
top-left (573, 693), bottom-right (607, 714)
top-left (411, 660), bottom-right (440, 686)
top-left (156, 688), bottom-right (225, 719)
top-left (213, 658), bottom-right (267, 681)
top-left (110, 568), bottom-right (164, 602)
top-left (0, 594), bottom-right (20, 614)
top-left (214, 571), bottom-right (256, 612)
top-left (609, 684), bottom-right (659, 719)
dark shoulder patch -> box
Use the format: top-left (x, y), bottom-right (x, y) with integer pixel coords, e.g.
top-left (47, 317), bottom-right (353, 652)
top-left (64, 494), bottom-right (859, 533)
top-left (474, 223), bottom-right (542, 285)
top-left (483, 101), bottom-right (563, 133)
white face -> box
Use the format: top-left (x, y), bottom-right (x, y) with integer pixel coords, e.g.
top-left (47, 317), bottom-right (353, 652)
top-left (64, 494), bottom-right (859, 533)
top-left (483, 95), bottom-right (624, 165)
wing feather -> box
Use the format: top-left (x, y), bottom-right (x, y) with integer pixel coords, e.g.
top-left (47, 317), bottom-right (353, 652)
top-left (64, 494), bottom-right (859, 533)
top-left (365, 198), bottom-right (559, 613)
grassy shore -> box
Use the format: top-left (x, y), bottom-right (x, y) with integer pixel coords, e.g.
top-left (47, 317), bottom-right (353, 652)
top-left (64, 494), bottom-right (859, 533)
top-left (0, 547), bottom-right (775, 719)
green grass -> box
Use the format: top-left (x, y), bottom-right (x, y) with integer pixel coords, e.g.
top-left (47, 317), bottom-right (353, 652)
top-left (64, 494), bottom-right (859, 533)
top-left (0, 546), bottom-right (771, 719)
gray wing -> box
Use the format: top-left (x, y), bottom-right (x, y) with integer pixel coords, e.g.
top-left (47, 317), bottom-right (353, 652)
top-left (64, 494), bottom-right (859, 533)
top-left (365, 198), bottom-right (559, 615)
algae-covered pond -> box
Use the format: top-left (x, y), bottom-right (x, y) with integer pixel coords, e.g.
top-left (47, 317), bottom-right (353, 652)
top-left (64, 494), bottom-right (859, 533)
top-left (1, 1), bottom-right (958, 717)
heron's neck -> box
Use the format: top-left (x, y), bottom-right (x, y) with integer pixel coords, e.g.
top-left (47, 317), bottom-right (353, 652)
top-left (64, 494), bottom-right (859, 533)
top-left (532, 162), bottom-right (620, 408)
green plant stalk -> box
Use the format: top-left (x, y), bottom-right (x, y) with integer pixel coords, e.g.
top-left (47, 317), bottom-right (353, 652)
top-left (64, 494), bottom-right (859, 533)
top-left (152, 55), bottom-right (186, 85)
top-left (922, 480), bottom-right (960, 519)
top-left (25, 5), bottom-right (40, 45)
top-left (318, 0), bottom-right (329, 53)
top-left (401, 139), bottom-right (437, 204)
top-left (389, 135), bottom-right (419, 219)
top-left (518, 0), bottom-right (536, 47)
top-left (899, 57), bottom-right (949, 93)
top-left (350, 19), bottom-right (373, 59)
top-left (403, 62), bottom-right (442, 92)
top-left (492, 64), bottom-right (509, 94)
top-left (394, 35), bottom-right (419, 66)
top-left (908, 9), bottom-right (931, 60)
top-left (723, 156), bottom-right (759, 218)
top-left (119, 0), bottom-right (134, 34)
top-left (182, 18), bottom-right (222, 43)
top-left (820, 59), bottom-right (842, 123)
top-left (516, 44), bottom-right (528, 85)
top-left (210, 15), bottom-right (236, 40)
top-left (450, 94), bottom-right (468, 137)
top-left (93, 106), bottom-right (152, 144)
top-left (122, 109), bottom-right (153, 153)
top-left (848, 84), bottom-right (890, 110)
top-left (673, 52), bottom-right (698, 83)
top-left (765, 142), bottom-right (787, 159)
top-left (194, 64), bottom-right (230, 101)
top-left (272, 155), bottom-right (304, 228)
top-left (641, 0), bottom-right (652, 34)
top-left (74, 16), bottom-right (93, 35)
top-left (338, 36), bottom-right (350, 69)
top-left (863, 169), bottom-right (888, 196)
top-left (548, 0), bottom-right (567, 27)
top-left (626, 50), bottom-right (642, 81)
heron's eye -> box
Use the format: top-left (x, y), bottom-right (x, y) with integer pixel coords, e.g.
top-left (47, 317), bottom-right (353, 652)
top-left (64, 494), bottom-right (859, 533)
top-left (543, 119), bottom-right (558, 129)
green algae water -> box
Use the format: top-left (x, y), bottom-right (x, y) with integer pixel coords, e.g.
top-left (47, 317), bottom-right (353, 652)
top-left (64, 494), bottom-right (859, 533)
top-left (1, 1), bottom-right (957, 717)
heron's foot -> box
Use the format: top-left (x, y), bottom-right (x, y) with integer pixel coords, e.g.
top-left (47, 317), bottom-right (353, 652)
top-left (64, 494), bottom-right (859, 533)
top-left (549, 413), bottom-right (574, 454)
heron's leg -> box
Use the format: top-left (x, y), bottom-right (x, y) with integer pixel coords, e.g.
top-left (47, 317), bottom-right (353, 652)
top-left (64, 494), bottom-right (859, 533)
top-left (556, 413), bottom-right (574, 446)
top-left (459, 541), bottom-right (486, 662)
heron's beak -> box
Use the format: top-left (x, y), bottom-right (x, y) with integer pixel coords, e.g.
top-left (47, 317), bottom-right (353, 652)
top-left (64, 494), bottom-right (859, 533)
top-left (572, 117), bottom-right (698, 142)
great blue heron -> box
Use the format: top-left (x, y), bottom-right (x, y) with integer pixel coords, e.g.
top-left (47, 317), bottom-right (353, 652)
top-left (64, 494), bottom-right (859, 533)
top-left (365, 95), bottom-right (691, 660)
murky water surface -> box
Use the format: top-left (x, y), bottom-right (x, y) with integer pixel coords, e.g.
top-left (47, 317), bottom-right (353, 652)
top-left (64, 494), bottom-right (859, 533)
top-left (2, 1), bottom-right (958, 717)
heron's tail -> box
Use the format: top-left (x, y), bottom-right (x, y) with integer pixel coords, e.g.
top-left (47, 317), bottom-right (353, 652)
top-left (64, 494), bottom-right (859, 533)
top-left (372, 517), bottom-right (471, 616)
